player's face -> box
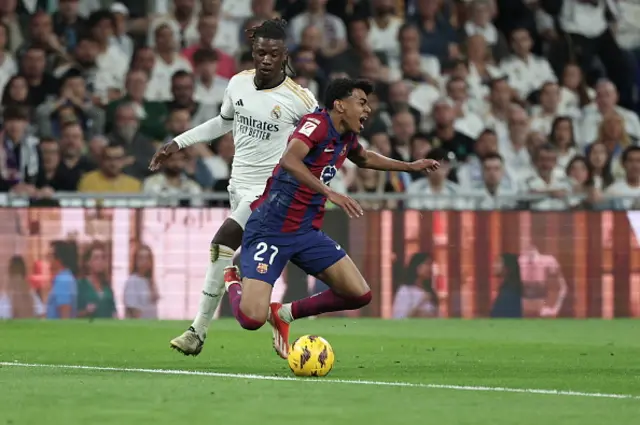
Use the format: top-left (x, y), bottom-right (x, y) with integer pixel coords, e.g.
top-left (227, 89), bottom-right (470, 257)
top-left (341, 88), bottom-right (371, 134)
top-left (253, 37), bottom-right (286, 82)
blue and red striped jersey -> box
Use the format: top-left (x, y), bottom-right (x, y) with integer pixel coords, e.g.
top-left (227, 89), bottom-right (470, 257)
top-left (251, 110), bottom-right (364, 233)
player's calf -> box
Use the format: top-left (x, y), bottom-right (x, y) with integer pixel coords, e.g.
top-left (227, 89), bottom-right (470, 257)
top-left (225, 267), bottom-right (271, 330)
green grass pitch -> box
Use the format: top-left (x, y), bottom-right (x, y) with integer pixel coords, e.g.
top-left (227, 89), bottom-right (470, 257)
top-left (1, 319), bottom-right (638, 425)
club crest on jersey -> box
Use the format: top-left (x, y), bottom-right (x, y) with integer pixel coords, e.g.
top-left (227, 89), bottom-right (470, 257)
top-left (271, 105), bottom-right (282, 120)
top-left (320, 165), bottom-right (338, 185)
top-left (256, 263), bottom-right (269, 274)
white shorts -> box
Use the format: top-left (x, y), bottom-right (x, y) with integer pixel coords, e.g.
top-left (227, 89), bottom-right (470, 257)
top-left (228, 183), bottom-right (266, 230)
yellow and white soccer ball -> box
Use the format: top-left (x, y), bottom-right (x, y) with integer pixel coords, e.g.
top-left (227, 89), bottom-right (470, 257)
top-left (287, 335), bottom-right (335, 377)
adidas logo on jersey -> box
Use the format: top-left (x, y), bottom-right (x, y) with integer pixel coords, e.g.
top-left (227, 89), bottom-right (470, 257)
top-left (236, 99), bottom-right (244, 106)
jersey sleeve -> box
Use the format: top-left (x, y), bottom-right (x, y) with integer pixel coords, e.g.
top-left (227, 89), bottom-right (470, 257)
top-left (219, 85), bottom-right (235, 120)
top-left (291, 85), bottom-right (319, 119)
top-left (290, 115), bottom-right (328, 148)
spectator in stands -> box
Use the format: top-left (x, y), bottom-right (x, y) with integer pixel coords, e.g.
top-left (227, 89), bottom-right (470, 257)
top-left (46, 240), bottom-right (78, 319)
top-left (109, 3), bottom-right (134, 60)
top-left (464, 0), bottom-right (509, 61)
top-left (558, 62), bottom-right (594, 114)
top-left (391, 24), bottom-right (440, 86)
top-left (291, 48), bottom-right (324, 99)
top-left (57, 122), bottom-right (95, 190)
top-left (500, 27), bottom-right (556, 102)
top-left (35, 137), bottom-right (77, 192)
top-left (106, 69), bottom-right (167, 141)
top-left (0, 255), bottom-right (45, 319)
top-left (402, 51), bottom-right (441, 108)
top-left (586, 141), bottom-right (614, 191)
top-left (35, 68), bottom-right (106, 139)
top-left (87, 135), bottom-right (107, 166)
top-left (473, 152), bottom-right (520, 210)
top-left (390, 109), bottom-right (416, 161)
top-left (565, 155), bottom-right (592, 207)
top-left (148, 0), bottom-right (199, 51)
top-left (457, 128), bottom-right (499, 188)
top-left (392, 252), bottom-right (439, 318)
top-left (444, 76), bottom-right (484, 139)
top-left (0, 0), bottom-right (25, 55)
top-left (17, 12), bottom-right (70, 72)
top-left (543, 0), bottom-right (635, 109)
top-left (0, 106), bottom-right (39, 194)
top-left (107, 103), bottom-right (156, 180)
top-left (407, 148), bottom-right (465, 210)
top-left (19, 45), bottom-right (58, 106)
top-left (182, 13), bottom-right (236, 79)
top-left (143, 148), bottom-right (203, 206)
top-left (167, 70), bottom-right (216, 127)
top-left (548, 116), bottom-right (578, 169)
top-left (530, 82), bottom-right (565, 137)
top-left (351, 161), bottom-right (398, 210)
top-left (192, 48), bottom-right (226, 108)
top-left (605, 146), bottom-right (640, 209)
top-left (0, 23), bottom-right (17, 96)
top-left (414, 0), bottom-right (459, 62)
top-left (54, 36), bottom-right (118, 106)
top-left (88, 10), bottom-right (128, 91)
top-left (427, 97), bottom-right (475, 162)
top-left (523, 143), bottom-right (573, 210)
top-left (1, 75), bottom-right (30, 117)
top-left (368, 0), bottom-right (403, 59)
top-left (148, 23), bottom-right (193, 102)
top-left (501, 104), bottom-right (533, 174)
top-left (124, 244), bottom-right (158, 319)
top-left (76, 242), bottom-right (116, 319)
top-left (78, 142), bottom-right (141, 193)
top-left (53, 0), bottom-right (86, 52)
top-left (465, 35), bottom-right (502, 99)
top-left (580, 80), bottom-right (640, 145)
top-left (594, 112), bottom-right (632, 179)
top-left (290, 0), bottom-right (348, 58)
top-left (330, 19), bottom-right (378, 79)
top-left (480, 77), bottom-right (511, 138)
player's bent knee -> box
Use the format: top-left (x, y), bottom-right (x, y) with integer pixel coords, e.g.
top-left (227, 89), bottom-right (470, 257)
top-left (237, 309), bottom-right (265, 331)
top-left (238, 298), bottom-right (268, 330)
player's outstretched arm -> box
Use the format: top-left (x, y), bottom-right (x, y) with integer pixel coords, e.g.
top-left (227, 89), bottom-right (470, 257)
top-left (281, 139), bottom-right (364, 218)
top-left (348, 148), bottom-right (440, 174)
top-left (148, 116), bottom-right (234, 171)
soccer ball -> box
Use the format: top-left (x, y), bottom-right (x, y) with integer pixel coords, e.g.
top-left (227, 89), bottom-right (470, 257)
top-left (287, 335), bottom-right (335, 377)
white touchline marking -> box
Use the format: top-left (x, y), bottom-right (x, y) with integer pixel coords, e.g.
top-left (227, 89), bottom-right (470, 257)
top-left (1, 362), bottom-right (638, 401)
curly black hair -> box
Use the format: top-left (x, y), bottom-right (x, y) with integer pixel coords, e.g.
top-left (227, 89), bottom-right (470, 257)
top-left (324, 78), bottom-right (374, 110)
top-left (246, 18), bottom-right (295, 75)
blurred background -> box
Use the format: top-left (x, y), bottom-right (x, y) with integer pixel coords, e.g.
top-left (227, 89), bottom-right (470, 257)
top-left (1, 0), bottom-right (640, 321)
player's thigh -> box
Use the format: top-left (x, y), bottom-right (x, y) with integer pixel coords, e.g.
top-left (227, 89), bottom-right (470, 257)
top-left (227, 186), bottom-right (264, 230)
top-left (215, 186), bottom-right (263, 248)
top-left (239, 232), bottom-right (291, 313)
top-left (292, 231), bottom-right (370, 297)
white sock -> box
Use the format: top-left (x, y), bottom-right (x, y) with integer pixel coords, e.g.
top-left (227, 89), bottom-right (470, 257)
top-left (191, 244), bottom-right (235, 339)
top-left (278, 303), bottom-right (294, 324)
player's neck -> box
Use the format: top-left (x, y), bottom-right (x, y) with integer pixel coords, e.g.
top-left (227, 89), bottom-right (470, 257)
top-left (254, 72), bottom-right (286, 90)
top-left (328, 111), bottom-right (349, 135)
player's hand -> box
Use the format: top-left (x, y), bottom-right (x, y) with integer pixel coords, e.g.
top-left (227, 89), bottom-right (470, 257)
top-left (149, 141), bottom-right (180, 171)
top-left (408, 159), bottom-right (440, 174)
top-left (328, 191), bottom-right (364, 219)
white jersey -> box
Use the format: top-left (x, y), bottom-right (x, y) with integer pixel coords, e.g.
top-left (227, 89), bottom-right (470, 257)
top-left (220, 70), bottom-right (318, 186)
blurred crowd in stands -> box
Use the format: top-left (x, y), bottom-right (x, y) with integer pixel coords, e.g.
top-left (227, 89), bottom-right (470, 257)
top-left (2, 0), bottom-right (640, 210)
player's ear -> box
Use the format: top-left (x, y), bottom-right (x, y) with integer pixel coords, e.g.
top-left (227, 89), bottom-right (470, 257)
top-left (335, 100), bottom-right (344, 113)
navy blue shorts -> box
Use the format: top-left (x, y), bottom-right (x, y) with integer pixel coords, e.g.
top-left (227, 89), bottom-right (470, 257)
top-left (240, 222), bottom-right (346, 286)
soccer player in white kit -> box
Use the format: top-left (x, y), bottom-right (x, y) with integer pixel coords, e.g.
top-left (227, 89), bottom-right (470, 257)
top-left (148, 18), bottom-right (318, 356)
